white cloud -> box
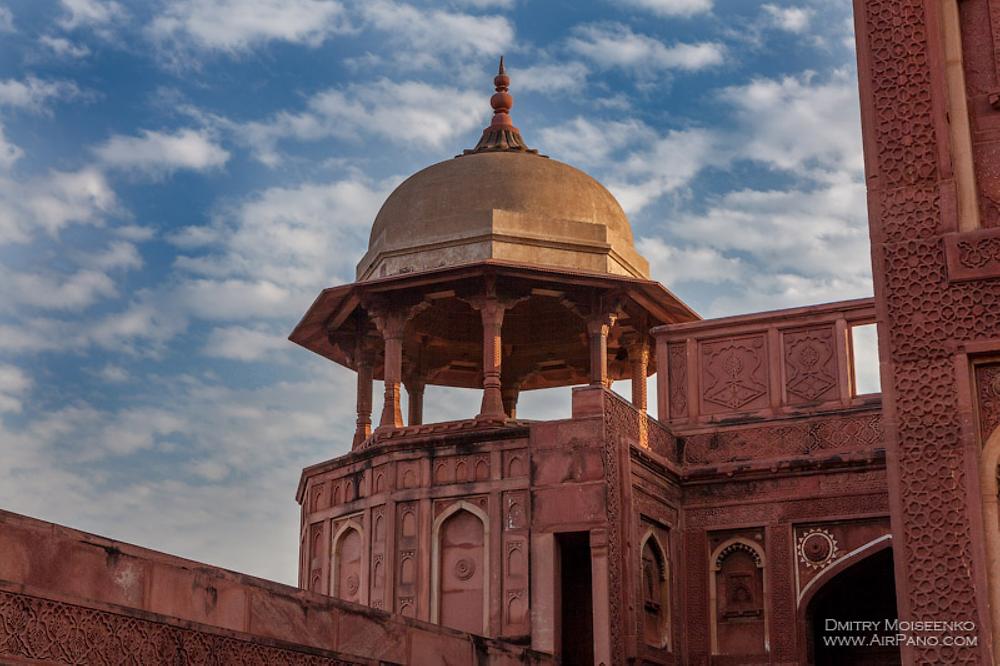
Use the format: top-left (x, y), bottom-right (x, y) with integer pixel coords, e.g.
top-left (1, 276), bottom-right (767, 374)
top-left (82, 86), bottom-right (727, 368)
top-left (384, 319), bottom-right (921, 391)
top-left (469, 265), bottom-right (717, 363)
top-left (0, 365), bottom-right (358, 582)
top-left (619, 0), bottom-right (712, 17)
top-left (148, 0), bottom-right (350, 54)
top-left (58, 0), bottom-right (126, 30)
top-left (639, 237), bottom-right (744, 285)
top-left (39, 35), bottom-right (91, 59)
top-left (0, 6), bottom-right (14, 33)
top-left (203, 324), bottom-right (289, 361)
top-left (0, 123), bottom-right (22, 171)
top-left (762, 4), bottom-right (812, 33)
top-left (238, 80), bottom-right (484, 165)
top-left (96, 364), bottom-right (129, 383)
top-left (605, 127), bottom-right (721, 214)
top-left (540, 117), bottom-right (653, 167)
top-left (671, 177), bottom-right (870, 280)
top-left (81, 240), bottom-right (143, 271)
top-left (0, 77), bottom-right (81, 113)
top-left (0, 167), bottom-right (118, 244)
top-left (513, 62), bottom-right (589, 94)
top-left (721, 69), bottom-right (863, 175)
top-left (360, 0), bottom-right (513, 60)
top-left (1, 268), bottom-right (117, 311)
top-left (450, 0), bottom-right (514, 7)
top-left (94, 128), bottom-right (230, 178)
top-left (0, 364), bottom-right (30, 413)
top-left (172, 177), bottom-right (386, 300)
top-left (568, 23), bottom-right (725, 73)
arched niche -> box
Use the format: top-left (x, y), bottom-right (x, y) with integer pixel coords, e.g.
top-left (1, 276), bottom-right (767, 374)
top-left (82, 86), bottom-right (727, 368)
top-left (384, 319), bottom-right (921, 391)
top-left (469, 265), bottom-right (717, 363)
top-left (430, 500), bottom-right (490, 636)
top-left (331, 519), bottom-right (365, 605)
top-left (709, 537), bottom-right (768, 657)
top-left (639, 530), bottom-right (670, 649)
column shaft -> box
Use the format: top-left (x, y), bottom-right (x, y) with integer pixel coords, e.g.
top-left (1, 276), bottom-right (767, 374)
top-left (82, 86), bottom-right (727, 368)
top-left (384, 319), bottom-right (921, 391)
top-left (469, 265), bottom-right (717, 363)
top-left (478, 299), bottom-right (507, 420)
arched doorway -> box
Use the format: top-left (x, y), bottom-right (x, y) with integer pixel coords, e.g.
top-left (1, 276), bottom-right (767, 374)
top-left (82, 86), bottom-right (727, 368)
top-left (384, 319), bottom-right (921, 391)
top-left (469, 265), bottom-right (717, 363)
top-left (805, 547), bottom-right (899, 665)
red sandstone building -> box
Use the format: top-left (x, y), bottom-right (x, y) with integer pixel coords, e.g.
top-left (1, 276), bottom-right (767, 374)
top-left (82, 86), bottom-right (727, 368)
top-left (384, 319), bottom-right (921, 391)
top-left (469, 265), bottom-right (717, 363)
top-left (4, 1), bottom-right (1000, 664)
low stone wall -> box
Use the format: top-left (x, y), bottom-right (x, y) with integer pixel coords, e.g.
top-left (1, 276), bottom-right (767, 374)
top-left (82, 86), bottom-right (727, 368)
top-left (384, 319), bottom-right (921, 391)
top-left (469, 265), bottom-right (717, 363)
top-left (0, 510), bottom-right (553, 665)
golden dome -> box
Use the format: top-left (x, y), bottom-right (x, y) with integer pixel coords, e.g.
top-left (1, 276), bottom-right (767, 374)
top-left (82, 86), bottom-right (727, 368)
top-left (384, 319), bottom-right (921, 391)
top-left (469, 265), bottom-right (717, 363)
top-left (355, 57), bottom-right (648, 281)
top-left (356, 151), bottom-right (649, 281)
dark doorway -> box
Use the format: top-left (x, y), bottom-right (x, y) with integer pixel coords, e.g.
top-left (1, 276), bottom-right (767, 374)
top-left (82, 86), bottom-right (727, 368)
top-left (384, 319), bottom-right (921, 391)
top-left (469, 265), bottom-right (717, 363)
top-left (807, 547), bottom-right (900, 665)
top-left (558, 531), bottom-right (594, 666)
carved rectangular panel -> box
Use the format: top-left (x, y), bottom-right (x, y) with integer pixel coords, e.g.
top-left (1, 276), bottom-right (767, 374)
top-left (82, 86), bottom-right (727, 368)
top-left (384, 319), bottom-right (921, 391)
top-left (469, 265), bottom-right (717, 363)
top-left (503, 450), bottom-right (528, 479)
top-left (502, 490), bottom-right (530, 637)
top-left (370, 505), bottom-right (386, 610)
top-left (396, 462), bottom-right (420, 490)
top-left (699, 335), bottom-right (769, 415)
top-left (667, 342), bottom-right (689, 420)
top-left (308, 521), bottom-right (326, 593)
top-left (975, 362), bottom-right (1000, 440)
top-left (783, 326), bottom-right (839, 405)
top-left (396, 502), bottom-right (418, 617)
top-left (432, 455), bottom-right (491, 485)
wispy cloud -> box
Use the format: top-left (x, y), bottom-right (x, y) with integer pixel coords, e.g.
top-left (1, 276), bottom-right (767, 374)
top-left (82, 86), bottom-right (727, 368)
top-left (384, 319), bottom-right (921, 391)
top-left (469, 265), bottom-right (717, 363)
top-left (148, 0), bottom-right (350, 58)
top-left (94, 128), bottom-right (230, 178)
top-left (568, 23), bottom-right (725, 73)
top-left (762, 4), bottom-right (813, 33)
top-left (57, 0), bottom-right (126, 31)
top-left (359, 0), bottom-right (513, 63)
top-left (0, 6), bottom-right (14, 33)
top-left (617, 0), bottom-right (713, 17)
top-left (0, 76), bottom-right (82, 114)
top-left (39, 35), bottom-right (92, 59)
top-left (236, 80), bottom-right (485, 165)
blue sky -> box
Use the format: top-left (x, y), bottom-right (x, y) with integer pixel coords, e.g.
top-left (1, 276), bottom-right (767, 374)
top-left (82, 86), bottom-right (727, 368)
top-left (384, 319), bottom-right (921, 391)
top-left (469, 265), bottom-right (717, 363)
top-left (0, 0), bottom-right (870, 583)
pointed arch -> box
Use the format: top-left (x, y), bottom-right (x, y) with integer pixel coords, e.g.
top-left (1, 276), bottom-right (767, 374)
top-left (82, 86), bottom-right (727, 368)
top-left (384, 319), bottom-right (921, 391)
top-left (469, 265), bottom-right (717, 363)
top-left (430, 500), bottom-right (490, 636)
top-left (330, 518), bottom-right (366, 605)
top-left (796, 534), bottom-right (892, 608)
top-left (709, 537), bottom-right (768, 656)
top-left (981, 425), bottom-right (1000, 661)
top-left (639, 529), bottom-right (670, 649)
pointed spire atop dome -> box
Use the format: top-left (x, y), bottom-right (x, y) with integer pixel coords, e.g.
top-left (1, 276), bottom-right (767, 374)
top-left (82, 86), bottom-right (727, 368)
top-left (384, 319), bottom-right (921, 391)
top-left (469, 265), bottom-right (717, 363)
top-left (461, 56), bottom-right (541, 157)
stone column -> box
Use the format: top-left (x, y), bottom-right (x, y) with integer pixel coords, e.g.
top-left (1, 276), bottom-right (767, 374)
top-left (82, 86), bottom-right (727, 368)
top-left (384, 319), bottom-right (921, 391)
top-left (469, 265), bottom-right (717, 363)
top-left (373, 312), bottom-right (406, 430)
top-left (405, 379), bottom-right (425, 426)
top-left (588, 312), bottom-right (617, 387)
top-left (478, 297), bottom-right (507, 420)
top-left (353, 350), bottom-right (374, 448)
top-left (501, 384), bottom-right (519, 419)
top-left (628, 338), bottom-right (649, 412)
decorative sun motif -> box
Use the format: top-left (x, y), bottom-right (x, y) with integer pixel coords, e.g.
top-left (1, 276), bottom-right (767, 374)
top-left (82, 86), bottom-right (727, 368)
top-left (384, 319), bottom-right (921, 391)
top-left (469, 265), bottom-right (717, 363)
top-left (797, 528), bottom-right (839, 569)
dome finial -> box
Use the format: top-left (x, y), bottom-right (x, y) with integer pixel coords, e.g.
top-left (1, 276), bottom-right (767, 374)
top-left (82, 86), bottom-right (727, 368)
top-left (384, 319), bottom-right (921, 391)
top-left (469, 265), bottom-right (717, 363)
top-left (461, 57), bottom-right (542, 157)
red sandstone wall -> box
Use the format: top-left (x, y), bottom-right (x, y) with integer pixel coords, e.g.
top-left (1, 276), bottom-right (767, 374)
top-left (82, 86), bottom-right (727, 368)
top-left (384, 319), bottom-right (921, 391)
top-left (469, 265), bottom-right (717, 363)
top-left (0, 509), bottom-right (552, 665)
top-left (854, 0), bottom-right (1000, 661)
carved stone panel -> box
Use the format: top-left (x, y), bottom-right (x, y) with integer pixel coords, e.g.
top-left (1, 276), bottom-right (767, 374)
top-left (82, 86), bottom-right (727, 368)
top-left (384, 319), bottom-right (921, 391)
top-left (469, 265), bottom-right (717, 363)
top-left (396, 502), bottom-right (418, 617)
top-left (667, 342), bottom-right (688, 420)
top-left (370, 505), bottom-right (386, 610)
top-left (976, 362), bottom-right (1000, 440)
top-left (700, 335), bottom-right (769, 415)
top-left (783, 326), bottom-right (839, 405)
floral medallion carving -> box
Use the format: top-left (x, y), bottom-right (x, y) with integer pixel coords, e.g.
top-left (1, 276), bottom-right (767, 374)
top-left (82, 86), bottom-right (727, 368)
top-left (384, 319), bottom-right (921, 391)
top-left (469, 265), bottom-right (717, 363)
top-left (454, 558), bottom-right (476, 581)
top-left (796, 528), bottom-right (839, 569)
